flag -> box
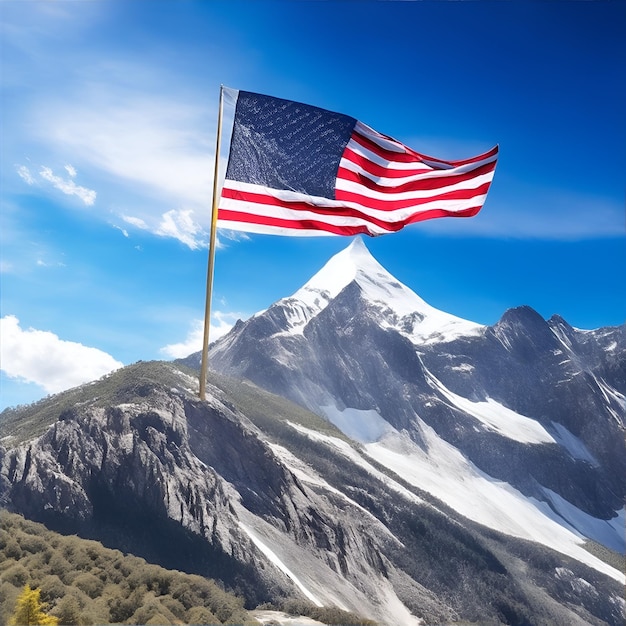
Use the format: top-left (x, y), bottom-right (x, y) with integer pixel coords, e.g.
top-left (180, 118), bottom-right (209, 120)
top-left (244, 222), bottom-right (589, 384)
top-left (218, 89), bottom-right (498, 237)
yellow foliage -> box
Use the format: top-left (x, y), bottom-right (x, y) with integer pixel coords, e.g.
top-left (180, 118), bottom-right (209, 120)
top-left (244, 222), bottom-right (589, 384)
top-left (9, 585), bottom-right (60, 626)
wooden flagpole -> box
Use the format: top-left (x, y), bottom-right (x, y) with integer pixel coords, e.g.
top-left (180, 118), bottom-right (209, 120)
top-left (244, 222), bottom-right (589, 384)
top-left (199, 85), bottom-right (224, 401)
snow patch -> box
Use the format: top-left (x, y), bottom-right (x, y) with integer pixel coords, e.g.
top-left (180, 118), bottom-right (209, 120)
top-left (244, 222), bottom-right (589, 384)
top-left (550, 422), bottom-right (599, 465)
top-left (252, 610), bottom-right (326, 626)
top-left (287, 422), bottom-right (424, 506)
top-left (320, 404), bottom-right (395, 443)
top-left (238, 522), bottom-right (324, 607)
top-left (426, 371), bottom-right (555, 444)
top-left (542, 489), bottom-right (625, 554)
top-left (363, 426), bottom-right (625, 583)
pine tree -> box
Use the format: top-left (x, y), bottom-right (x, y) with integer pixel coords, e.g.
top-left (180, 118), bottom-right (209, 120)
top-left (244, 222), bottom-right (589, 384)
top-left (9, 585), bottom-right (60, 626)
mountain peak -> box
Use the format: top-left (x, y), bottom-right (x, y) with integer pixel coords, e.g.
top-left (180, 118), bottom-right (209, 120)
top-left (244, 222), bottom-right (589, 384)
top-left (277, 238), bottom-right (482, 342)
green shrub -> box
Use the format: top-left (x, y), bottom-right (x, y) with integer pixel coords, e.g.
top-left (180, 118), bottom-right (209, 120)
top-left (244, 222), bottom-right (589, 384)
top-left (39, 575), bottom-right (66, 603)
top-left (129, 597), bottom-right (179, 625)
top-left (52, 595), bottom-right (82, 626)
top-left (0, 581), bottom-right (20, 626)
top-left (186, 605), bottom-right (219, 624)
top-left (18, 533), bottom-right (47, 555)
top-left (47, 553), bottom-right (72, 581)
top-left (1, 563), bottom-right (29, 588)
top-left (0, 510), bottom-right (252, 625)
top-left (4, 537), bottom-right (22, 560)
top-left (72, 572), bottom-right (105, 599)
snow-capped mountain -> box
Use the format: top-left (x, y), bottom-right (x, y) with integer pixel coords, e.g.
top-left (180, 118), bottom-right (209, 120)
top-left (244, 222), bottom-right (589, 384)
top-left (2, 238), bottom-right (624, 625)
top-left (259, 237), bottom-right (482, 343)
top-left (203, 237), bottom-right (626, 578)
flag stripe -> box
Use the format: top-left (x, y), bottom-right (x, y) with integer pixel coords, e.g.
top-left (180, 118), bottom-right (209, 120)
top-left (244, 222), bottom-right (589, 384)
top-left (217, 90), bottom-right (498, 237)
top-left (337, 161), bottom-right (497, 195)
top-left (342, 136), bottom-right (499, 180)
top-left (219, 202), bottom-right (485, 237)
top-left (221, 181), bottom-right (491, 223)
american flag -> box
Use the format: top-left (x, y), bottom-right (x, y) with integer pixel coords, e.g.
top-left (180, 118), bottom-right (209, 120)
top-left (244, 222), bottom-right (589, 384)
top-left (218, 90), bottom-right (498, 237)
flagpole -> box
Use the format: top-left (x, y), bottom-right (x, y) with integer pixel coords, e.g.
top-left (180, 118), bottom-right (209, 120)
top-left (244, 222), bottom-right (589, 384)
top-left (199, 85), bottom-right (224, 401)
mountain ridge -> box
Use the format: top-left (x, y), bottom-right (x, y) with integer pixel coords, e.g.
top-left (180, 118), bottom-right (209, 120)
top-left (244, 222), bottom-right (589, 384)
top-left (1, 240), bottom-right (625, 625)
top-left (200, 239), bottom-right (625, 576)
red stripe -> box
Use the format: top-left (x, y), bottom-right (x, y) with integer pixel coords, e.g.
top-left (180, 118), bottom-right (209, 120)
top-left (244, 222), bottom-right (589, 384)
top-left (335, 180), bottom-right (493, 211)
top-left (220, 184), bottom-right (490, 220)
top-left (350, 131), bottom-right (421, 164)
top-left (219, 209), bottom-right (372, 236)
top-left (219, 203), bottom-right (483, 236)
top-left (353, 129), bottom-right (499, 169)
top-left (342, 146), bottom-right (432, 179)
top-left (337, 161), bottom-right (497, 195)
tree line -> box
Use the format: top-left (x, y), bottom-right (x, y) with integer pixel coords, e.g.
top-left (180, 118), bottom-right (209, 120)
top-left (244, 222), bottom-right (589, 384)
top-left (0, 510), bottom-right (252, 625)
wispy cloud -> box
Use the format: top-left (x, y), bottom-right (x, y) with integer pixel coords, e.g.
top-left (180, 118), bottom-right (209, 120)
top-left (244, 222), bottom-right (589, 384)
top-left (39, 165), bottom-right (96, 206)
top-left (38, 88), bottom-right (215, 212)
top-left (111, 224), bottom-right (129, 238)
top-left (122, 215), bottom-right (148, 229)
top-left (0, 315), bottom-right (123, 394)
top-left (16, 163), bottom-right (97, 206)
top-left (16, 165), bottom-right (35, 185)
top-left (155, 209), bottom-right (207, 250)
top-left (122, 209), bottom-right (209, 249)
top-left (417, 186), bottom-right (625, 240)
top-left (160, 311), bottom-right (243, 359)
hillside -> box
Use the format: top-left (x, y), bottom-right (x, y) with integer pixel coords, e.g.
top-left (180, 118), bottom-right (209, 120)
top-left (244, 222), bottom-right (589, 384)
top-left (1, 359), bottom-right (624, 625)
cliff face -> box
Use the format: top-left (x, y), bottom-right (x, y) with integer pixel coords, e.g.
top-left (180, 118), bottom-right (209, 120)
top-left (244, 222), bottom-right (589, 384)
top-left (1, 362), bottom-right (624, 626)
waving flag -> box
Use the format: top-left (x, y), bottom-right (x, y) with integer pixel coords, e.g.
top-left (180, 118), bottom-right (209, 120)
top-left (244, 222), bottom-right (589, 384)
top-left (218, 89), bottom-right (498, 237)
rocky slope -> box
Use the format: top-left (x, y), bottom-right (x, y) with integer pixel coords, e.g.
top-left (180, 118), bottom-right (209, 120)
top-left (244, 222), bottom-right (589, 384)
top-left (1, 361), bottom-right (624, 625)
top-left (201, 238), bottom-right (625, 554)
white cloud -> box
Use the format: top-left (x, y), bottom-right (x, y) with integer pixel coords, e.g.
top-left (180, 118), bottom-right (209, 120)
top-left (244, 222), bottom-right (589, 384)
top-left (122, 214), bottom-right (148, 229)
top-left (0, 315), bottom-right (123, 394)
top-left (160, 312), bottom-right (241, 359)
top-left (39, 166), bottom-right (96, 206)
top-left (64, 164), bottom-right (77, 178)
top-left (155, 208), bottom-right (206, 250)
top-left (39, 90), bottom-right (215, 213)
top-left (112, 224), bottom-right (129, 238)
top-left (122, 209), bottom-right (209, 250)
top-left (16, 165), bottom-right (35, 185)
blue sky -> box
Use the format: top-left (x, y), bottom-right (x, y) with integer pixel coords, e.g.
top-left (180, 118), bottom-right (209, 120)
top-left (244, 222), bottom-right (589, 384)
top-left (1, 0), bottom-right (624, 410)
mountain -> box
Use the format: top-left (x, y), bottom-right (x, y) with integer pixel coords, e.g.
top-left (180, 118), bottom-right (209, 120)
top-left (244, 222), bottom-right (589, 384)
top-left (203, 238), bottom-right (625, 536)
top-left (1, 239), bottom-right (624, 625)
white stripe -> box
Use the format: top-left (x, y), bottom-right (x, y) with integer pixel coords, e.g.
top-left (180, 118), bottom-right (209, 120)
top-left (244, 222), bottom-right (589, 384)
top-left (344, 137), bottom-right (498, 176)
top-left (353, 120), bottom-right (409, 154)
top-left (344, 138), bottom-right (433, 171)
top-left (340, 155), bottom-right (496, 189)
top-left (354, 121), bottom-right (486, 171)
top-left (220, 181), bottom-right (489, 222)
top-left (218, 219), bottom-right (341, 236)
top-left (335, 170), bottom-right (496, 200)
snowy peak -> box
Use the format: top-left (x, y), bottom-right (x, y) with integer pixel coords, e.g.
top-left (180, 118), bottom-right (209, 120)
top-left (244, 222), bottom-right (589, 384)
top-left (277, 237), bottom-right (482, 343)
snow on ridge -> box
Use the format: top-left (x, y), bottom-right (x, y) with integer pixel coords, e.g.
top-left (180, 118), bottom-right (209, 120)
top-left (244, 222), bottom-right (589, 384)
top-left (425, 370), bottom-right (555, 445)
top-left (267, 440), bottom-right (404, 546)
top-left (287, 421), bottom-right (424, 507)
top-left (280, 237), bottom-right (482, 341)
top-left (238, 522), bottom-right (324, 607)
top-left (541, 488), bottom-right (625, 554)
top-left (320, 404), bottom-right (395, 444)
top-left (550, 422), bottom-right (599, 466)
top-left (290, 409), bottom-right (624, 583)
top-left (363, 426), bottom-right (625, 584)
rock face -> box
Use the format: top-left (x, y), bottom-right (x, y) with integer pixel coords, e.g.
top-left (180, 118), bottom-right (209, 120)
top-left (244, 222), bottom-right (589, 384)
top-left (1, 240), bottom-right (625, 625)
top-left (203, 238), bottom-right (626, 535)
